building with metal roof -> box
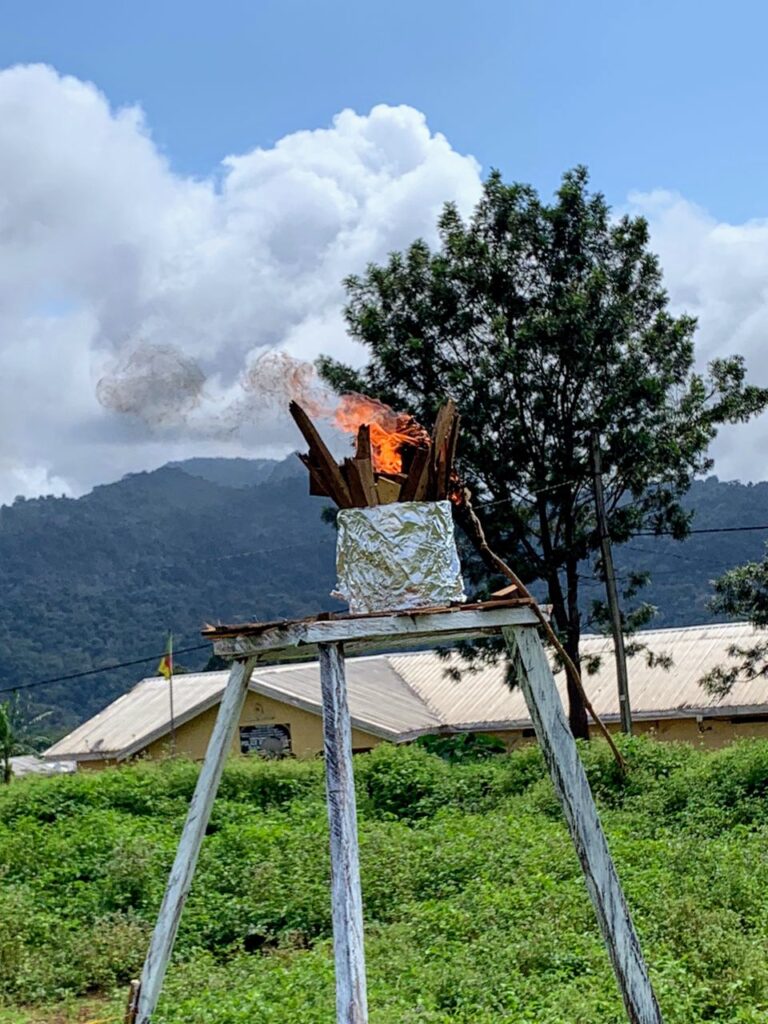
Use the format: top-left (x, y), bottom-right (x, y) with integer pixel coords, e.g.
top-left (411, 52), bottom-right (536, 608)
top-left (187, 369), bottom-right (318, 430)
top-left (9, 755), bottom-right (76, 778)
top-left (45, 621), bottom-right (768, 768)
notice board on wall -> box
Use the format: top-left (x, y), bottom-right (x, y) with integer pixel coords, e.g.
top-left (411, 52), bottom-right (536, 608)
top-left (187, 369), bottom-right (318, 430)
top-left (239, 723), bottom-right (292, 757)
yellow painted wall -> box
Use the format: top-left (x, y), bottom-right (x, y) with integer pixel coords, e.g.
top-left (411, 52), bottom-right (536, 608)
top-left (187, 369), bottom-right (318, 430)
top-left (75, 695), bottom-right (768, 770)
top-left (478, 717), bottom-right (768, 752)
top-left (604, 716), bottom-right (768, 749)
top-left (82, 690), bottom-right (382, 769)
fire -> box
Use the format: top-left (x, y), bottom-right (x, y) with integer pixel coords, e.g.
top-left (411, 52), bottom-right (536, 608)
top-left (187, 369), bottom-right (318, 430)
top-left (334, 393), bottom-right (430, 475)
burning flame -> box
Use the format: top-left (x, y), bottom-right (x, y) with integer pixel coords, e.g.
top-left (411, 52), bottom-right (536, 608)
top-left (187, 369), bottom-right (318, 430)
top-left (334, 394), bottom-right (430, 474)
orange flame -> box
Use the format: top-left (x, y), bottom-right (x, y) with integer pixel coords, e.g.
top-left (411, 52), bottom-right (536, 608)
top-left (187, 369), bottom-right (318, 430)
top-left (334, 394), bottom-right (430, 474)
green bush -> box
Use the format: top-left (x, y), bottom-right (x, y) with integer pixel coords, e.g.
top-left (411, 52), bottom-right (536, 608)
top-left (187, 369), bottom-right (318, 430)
top-left (355, 743), bottom-right (450, 820)
top-left (3, 739), bottom-right (768, 1021)
top-left (416, 732), bottom-right (507, 762)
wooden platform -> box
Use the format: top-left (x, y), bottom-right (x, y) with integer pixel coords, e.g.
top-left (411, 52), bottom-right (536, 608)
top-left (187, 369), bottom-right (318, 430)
top-left (203, 597), bottom-right (539, 661)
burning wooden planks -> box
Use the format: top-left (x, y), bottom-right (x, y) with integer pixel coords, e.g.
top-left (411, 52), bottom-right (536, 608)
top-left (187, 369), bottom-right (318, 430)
top-left (289, 398), bottom-right (460, 508)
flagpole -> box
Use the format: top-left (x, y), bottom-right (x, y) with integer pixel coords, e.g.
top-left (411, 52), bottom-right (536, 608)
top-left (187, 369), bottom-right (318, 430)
top-left (168, 631), bottom-right (176, 756)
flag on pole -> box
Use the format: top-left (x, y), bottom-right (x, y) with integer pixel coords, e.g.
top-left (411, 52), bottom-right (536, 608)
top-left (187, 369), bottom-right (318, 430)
top-left (157, 633), bottom-right (173, 679)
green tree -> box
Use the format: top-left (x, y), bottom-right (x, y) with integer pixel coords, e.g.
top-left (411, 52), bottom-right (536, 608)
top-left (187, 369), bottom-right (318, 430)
top-left (320, 167), bottom-right (768, 738)
top-left (0, 699), bottom-right (53, 783)
top-left (701, 555), bottom-right (768, 694)
top-left (0, 704), bottom-right (12, 784)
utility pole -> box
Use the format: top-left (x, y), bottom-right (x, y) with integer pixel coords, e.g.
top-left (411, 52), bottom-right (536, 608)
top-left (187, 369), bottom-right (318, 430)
top-left (590, 430), bottom-right (633, 735)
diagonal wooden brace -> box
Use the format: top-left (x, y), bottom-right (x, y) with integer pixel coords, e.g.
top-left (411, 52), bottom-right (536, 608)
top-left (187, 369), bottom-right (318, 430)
top-left (135, 657), bottom-right (256, 1023)
top-left (502, 626), bottom-right (663, 1024)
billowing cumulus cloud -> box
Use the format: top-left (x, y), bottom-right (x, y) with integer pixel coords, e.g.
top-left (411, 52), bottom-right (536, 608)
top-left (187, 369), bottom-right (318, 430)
top-left (2, 64), bottom-right (768, 507)
top-left (628, 190), bottom-right (768, 481)
top-left (0, 64), bottom-right (482, 505)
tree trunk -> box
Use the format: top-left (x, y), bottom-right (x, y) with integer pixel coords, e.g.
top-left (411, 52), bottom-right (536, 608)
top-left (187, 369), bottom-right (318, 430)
top-left (547, 580), bottom-right (589, 740)
top-left (536, 497), bottom-right (590, 740)
top-left (564, 554), bottom-right (589, 740)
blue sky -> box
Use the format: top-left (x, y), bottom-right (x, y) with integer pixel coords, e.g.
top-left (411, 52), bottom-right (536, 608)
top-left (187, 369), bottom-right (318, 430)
top-left (3, 0), bottom-right (767, 221)
top-left (3, 0), bottom-right (768, 499)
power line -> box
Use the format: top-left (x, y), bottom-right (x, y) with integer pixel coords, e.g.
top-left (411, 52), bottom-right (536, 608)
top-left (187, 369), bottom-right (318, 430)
top-left (0, 642), bottom-right (211, 697)
top-left (476, 491), bottom-right (768, 537)
top-left (4, 518), bottom-right (768, 699)
top-left (635, 524), bottom-right (768, 537)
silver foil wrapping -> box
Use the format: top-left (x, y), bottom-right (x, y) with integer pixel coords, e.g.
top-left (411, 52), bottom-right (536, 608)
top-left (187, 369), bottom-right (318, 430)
top-left (333, 500), bottom-right (466, 614)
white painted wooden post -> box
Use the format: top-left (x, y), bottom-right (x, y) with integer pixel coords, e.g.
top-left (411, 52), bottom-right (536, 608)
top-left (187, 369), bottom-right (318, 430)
top-left (136, 656), bottom-right (256, 1024)
top-left (318, 642), bottom-right (369, 1024)
top-left (502, 626), bottom-right (663, 1024)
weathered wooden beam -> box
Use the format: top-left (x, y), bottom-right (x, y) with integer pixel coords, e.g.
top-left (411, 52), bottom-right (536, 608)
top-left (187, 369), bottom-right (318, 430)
top-left (356, 458), bottom-right (378, 506)
top-left (123, 980), bottom-right (140, 1024)
top-left (319, 642), bottom-right (369, 1024)
top-left (135, 658), bottom-right (256, 1024)
top-left (400, 445), bottom-right (430, 501)
top-left (297, 452), bottom-right (331, 497)
top-left (429, 400), bottom-right (457, 499)
top-left (342, 458), bottom-right (371, 507)
top-left (290, 400), bottom-right (353, 508)
top-left (212, 604), bottom-right (540, 660)
top-left (443, 411), bottom-right (461, 495)
top-left (355, 423), bottom-right (372, 462)
top-left (502, 626), bottom-right (664, 1024)
top-left (374, 475), bottom-right (402, 504)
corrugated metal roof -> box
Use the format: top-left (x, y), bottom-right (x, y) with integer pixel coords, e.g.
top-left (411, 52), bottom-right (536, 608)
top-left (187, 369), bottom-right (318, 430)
top-left (390, 651), bottom-right (534, 730)
top-left (573, 622), bottom-right (768, 719)
top-left (249, 659), bottom-right (441, 738)
top-left (45, 621), bottom-right (768, 761)
top-left (10, 755), bottom-right (76, 777)
top-left (45, 672), bottom-right (229, 760)
top-left (45, 657), bottom-right (441, 760)
top-left (392, 621), bottom-right (768, 729)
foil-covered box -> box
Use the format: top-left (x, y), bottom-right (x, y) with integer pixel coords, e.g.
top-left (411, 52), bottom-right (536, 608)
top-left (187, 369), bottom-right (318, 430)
top-left (332, 500), bottom-right (466, 614)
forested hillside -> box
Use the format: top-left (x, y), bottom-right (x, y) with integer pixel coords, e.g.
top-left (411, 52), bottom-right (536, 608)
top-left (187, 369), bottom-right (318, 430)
top-left (0, 457), bottom-right (336, 729)
top-left (1, 462), bottom-right (766, 732)
top-left (613, 476), bottom-right (768, 628)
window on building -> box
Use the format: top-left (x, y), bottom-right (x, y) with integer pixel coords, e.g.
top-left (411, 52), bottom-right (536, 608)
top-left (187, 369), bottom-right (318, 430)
top-left (239, 724), bottom-right (292, 758)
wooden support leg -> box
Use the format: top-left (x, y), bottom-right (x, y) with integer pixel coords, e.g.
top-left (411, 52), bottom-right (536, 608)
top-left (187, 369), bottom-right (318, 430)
top-left (318, 642), bottom-right (369, 1024)
top-left (502, 627), bottom-right (663, 1024)
top-left (135, 657), bottom-right (256, 1024)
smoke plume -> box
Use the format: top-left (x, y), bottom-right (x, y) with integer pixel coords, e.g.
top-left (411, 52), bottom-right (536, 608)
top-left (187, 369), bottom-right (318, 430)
top-left (96, 345), bottom-right (333, 439)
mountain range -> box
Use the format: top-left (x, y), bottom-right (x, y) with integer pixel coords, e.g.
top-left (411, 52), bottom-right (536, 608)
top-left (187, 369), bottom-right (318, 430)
top-left (1, 457), bottom-right (766, 732)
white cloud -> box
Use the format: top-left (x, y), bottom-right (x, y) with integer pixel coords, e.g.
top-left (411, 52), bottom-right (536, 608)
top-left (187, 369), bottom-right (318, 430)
top-left (2, 63), bottom-right (768, 504)
top-left (628, 190), bottom-right (768, 481)
top-left (0, 65), bottom-right (482, 503)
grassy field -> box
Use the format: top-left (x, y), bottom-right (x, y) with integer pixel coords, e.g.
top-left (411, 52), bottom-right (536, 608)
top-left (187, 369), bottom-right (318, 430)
top-left (2, 737), bottom-right (768, 1023)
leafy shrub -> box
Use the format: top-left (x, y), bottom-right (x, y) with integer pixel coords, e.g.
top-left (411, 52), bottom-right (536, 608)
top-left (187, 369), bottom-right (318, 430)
top-left (4, 740), bottom-right (768, 1021)
top-left (355, 743), bottom-right (449, 820)
top-left (216, 755), bottom-right (324, 809)
top-left (416, 732), bottom-right (507, 762)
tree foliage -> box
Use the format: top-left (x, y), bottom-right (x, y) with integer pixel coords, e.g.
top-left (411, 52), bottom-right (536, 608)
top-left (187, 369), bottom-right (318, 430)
top-left (0, 697), bottom-right (52, 782)
top-left (0, 704), bottom-right (11, 784)
top-left (702, 554), bottom-right (768, 695)
top-left (320, 166), bottom-right (768, 737)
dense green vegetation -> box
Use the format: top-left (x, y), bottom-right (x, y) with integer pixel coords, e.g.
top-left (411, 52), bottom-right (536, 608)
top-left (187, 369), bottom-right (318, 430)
top-left (2, 452), bottom-right (768, 734)
top-left (0, 457), bottom-right (336, 731)
top-left (3, 739), bottom-right (768, 1022)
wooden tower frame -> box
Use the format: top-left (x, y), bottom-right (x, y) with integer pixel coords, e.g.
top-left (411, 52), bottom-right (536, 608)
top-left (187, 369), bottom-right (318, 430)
top-left (134, 600), bottom-right (663, 1024)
